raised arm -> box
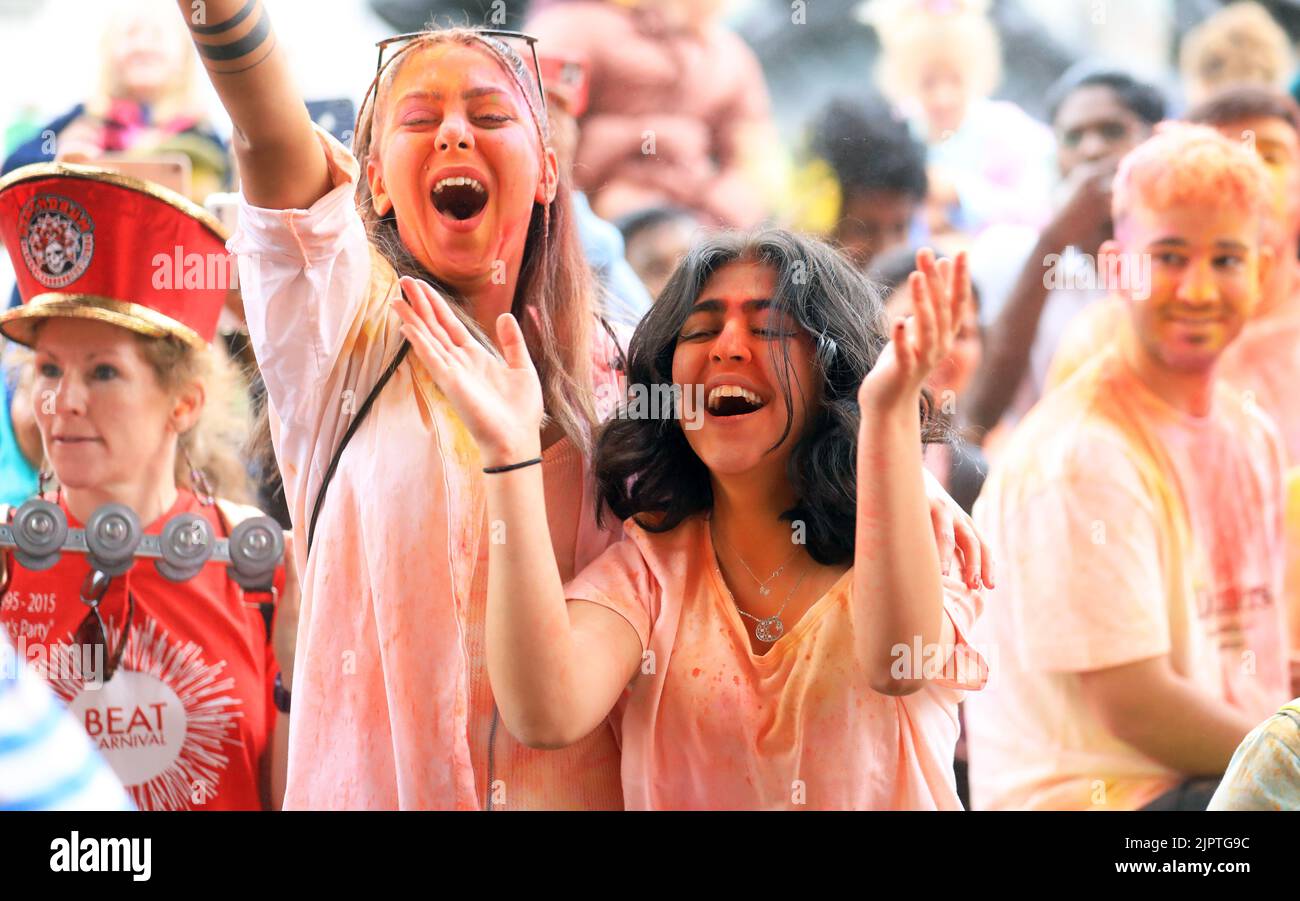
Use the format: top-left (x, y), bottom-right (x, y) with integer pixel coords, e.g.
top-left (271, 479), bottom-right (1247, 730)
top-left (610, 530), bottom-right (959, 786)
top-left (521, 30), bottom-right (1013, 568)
top-left (174, 0), bottom-right (330, 209)
top-left (854, 249), bottom-right (969, 695)
top-left (392, 278), bottom-right (641, 748)
top-left (964, 160), bottom-right (1115, 436)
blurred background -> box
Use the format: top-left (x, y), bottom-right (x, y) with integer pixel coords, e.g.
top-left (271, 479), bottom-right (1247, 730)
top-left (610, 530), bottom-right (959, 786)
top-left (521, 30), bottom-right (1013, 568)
top-left (7, 0), bottom-right (1300, 142)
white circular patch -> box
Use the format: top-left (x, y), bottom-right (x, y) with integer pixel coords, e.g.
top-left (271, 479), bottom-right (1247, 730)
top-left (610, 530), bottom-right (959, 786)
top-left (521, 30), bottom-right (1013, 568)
top-left (67, 669), bottom-right (186, 786)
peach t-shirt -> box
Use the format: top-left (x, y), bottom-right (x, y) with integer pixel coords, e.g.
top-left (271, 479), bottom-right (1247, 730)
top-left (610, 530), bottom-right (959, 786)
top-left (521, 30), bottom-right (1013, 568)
top-left (228, 125), bottom-right (625, 809)
top-left (966, 350), bottom-right (1290, 810)
top-left (1048, 299), bottom-right (1300, 675)
top-left (564, 514), bottom-right (987, 810)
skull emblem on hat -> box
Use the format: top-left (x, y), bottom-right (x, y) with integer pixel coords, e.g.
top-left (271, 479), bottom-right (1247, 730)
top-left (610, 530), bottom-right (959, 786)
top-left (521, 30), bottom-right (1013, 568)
top-left (17, 194), bottom-right (95, 289)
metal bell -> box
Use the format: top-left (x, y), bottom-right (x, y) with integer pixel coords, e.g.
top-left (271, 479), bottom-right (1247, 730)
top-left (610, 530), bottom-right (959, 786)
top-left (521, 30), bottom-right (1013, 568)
top-left (10, 498), bottom-right (67, 571)
top-left (84, 503), bottom-right (142, 576)
top-left (227, 516), bottom-right (284, 590)
top-left (155, 512), bottom-right (215, 583)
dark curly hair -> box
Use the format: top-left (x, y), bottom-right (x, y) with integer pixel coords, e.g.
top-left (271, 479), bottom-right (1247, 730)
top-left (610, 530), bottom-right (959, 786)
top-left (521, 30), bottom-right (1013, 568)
top-left (810, 93), bottom-right (928, 203)
top-left (594, 228), bottom-right (940, 566)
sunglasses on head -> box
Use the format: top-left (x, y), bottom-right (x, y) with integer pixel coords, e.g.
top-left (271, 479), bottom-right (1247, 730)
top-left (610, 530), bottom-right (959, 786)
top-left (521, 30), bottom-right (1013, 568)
top-left (360, 28), bottom-right (548, 135)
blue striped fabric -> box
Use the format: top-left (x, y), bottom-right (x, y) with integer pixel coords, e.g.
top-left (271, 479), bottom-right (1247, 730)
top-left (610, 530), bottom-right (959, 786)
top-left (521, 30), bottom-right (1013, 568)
top-left (0, 697), bottom-right (62, 754)
top-left (0, 634), bottom-right (133, 811)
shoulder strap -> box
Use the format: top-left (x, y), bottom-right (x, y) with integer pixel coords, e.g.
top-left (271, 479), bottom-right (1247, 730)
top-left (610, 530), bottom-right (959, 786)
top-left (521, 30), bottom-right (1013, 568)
top-left (306, 339), bottom-right (411, 554)
top-left (306, 313), bottom-right (619, 554)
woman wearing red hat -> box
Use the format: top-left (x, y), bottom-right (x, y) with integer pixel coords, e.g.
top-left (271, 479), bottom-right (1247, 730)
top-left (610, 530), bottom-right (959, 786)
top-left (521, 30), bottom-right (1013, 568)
top-left (0, 164), bottom-right (295, 811)
top-left (174, 0), bottom-right (989, 810)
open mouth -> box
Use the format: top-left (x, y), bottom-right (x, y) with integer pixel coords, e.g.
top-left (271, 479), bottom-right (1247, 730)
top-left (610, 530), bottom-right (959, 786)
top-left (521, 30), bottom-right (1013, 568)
top-left (432, 176), bottom-right (488, 222)
top-left (706, 385), bottom-right (766, 417)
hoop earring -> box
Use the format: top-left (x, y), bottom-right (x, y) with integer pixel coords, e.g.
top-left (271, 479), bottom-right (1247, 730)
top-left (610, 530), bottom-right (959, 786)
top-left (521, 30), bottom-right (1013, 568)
top-left (184, 450), bottom-right (215, 507)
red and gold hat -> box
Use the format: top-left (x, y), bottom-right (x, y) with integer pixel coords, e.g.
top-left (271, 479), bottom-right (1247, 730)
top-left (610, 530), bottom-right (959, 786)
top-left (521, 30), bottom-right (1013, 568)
top-left (0, 162), bottom-right (231, 349)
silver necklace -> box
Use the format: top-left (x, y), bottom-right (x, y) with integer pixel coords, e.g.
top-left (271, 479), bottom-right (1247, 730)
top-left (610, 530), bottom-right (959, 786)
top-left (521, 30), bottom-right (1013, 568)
top-left (711, 523), bottom-right (801, 597)
top-left (727, 560), bottom-right (811, 643)
top-left (712, 524), bottom-right (813, 643)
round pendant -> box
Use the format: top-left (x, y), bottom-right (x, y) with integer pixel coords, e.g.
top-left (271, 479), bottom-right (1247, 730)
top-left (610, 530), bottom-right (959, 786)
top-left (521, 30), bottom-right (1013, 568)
top-left (754, 616), bottom-right (784, 643)
top-left (758, 585), bottom-right (771, 597)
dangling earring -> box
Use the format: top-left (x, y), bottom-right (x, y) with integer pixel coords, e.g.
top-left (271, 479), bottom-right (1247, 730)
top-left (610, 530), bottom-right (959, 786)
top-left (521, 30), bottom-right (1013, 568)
top-left (184, 449), bottom-right (215, 507)
top-left (37, 468), bottom-right (53, 499)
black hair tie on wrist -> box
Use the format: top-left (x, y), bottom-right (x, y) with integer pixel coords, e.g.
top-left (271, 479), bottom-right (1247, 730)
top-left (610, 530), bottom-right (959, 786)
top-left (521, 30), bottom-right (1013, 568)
top-left (273, 670), bottom-right (291, 714)
top-left (482, 456), bottom-right (544, 474)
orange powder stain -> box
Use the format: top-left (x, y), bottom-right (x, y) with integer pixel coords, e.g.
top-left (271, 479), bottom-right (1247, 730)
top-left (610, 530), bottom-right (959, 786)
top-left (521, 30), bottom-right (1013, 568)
top-left (409, 372), bottom-right (435, 431)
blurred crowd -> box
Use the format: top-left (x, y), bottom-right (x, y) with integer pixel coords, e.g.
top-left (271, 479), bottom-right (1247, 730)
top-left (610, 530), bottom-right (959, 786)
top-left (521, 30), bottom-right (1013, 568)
top-left (1, 0), bottom-right (1299, 812)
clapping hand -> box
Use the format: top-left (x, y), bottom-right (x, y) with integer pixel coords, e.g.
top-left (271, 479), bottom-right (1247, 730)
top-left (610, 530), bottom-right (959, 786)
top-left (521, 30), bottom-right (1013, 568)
top-left (393, 277), bottom-right (543, 466)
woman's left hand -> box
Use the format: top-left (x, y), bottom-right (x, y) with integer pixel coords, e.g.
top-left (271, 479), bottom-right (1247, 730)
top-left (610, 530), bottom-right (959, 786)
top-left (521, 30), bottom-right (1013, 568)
top-left (859, 247), bottom-right (969, 412)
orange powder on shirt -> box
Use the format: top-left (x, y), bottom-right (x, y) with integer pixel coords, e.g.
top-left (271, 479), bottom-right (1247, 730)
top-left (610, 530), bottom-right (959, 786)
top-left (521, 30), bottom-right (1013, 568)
top-left (967, 349), bottom-right (1289, 809)
top-left (564, 515), bottom-right (986, 810)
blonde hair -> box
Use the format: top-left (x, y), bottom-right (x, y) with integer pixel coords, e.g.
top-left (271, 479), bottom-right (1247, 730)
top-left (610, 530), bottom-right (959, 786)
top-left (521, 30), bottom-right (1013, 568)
top-left (1180, 2), bottom-right (1295, 106)
top-left (863, 0), bottom-right (1002, 110)
top-left (137, 335), bottom-right (254, 506)
top-left (85, 1), bottom-right (204, 124)
top-left (354, 27), bottom-right (599, 452)
top-left (1112, 122), bottom-right (1271, 239)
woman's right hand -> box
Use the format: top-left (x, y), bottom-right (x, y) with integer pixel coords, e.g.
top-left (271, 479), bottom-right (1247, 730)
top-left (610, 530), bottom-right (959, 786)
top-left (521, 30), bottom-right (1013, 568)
top-left (393, 277), bottom-right (544, 466)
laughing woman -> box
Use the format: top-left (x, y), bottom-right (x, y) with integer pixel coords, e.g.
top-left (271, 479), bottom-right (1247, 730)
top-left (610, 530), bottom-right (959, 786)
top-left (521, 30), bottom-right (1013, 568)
top-left (176, 2), bottom-right (629, 809)
top-left (396, 230), bottom-right (989, 809)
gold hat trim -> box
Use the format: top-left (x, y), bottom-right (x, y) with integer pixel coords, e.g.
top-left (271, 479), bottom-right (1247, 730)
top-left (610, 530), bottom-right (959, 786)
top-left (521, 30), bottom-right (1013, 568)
top-left (0, 294), bottom-right (206, 350)
top-left (0, 161), bottom-right (230, 242)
